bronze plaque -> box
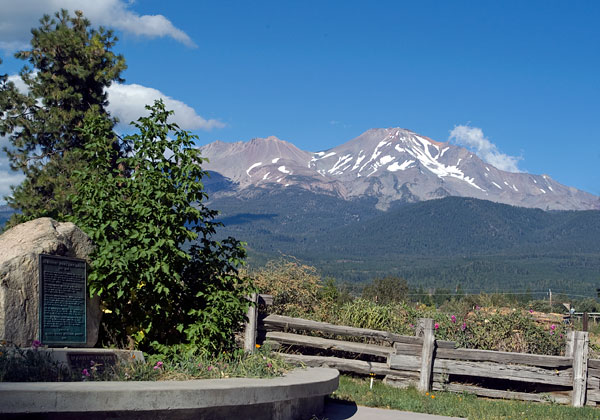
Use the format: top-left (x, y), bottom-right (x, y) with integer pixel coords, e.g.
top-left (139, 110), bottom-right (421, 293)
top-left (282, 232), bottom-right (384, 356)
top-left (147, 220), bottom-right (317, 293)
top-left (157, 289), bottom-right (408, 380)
top-left (39, 254), bottom-right (87, 346)
top-left (68, 352), bottom-right (118, 374)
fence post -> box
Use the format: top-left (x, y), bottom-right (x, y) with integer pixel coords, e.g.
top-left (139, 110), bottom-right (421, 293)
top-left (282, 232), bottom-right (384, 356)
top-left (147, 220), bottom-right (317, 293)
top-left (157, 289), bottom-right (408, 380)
top-left (572, 331), bottom-right (589, 407)
top-left (417, 318), bottom-right (435, 392)
top-left (244, 293), bottom-right (259, 353)
top-left (566, 331), bottom-right (575, 358)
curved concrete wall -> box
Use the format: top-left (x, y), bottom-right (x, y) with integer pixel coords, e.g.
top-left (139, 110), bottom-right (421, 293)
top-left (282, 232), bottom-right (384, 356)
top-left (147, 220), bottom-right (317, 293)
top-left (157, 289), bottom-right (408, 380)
top-left (0, 367), bottom-right (338, 420)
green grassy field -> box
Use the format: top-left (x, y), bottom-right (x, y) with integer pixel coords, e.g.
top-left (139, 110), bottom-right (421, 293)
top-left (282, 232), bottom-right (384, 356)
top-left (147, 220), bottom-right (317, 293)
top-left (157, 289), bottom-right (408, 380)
top-left (331, 375), bottom-right (599, 420)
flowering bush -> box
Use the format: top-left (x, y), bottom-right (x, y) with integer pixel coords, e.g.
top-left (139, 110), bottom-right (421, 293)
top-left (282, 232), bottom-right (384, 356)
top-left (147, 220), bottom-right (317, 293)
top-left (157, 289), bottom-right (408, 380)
top-left (0, 342), bottom-right (72, 382)
top-left (0, 341), bottom-right (289, 382)
top-left (299, 297), bottom-right (567, 355)
top-left (450, 310), bottom-right (566, 355)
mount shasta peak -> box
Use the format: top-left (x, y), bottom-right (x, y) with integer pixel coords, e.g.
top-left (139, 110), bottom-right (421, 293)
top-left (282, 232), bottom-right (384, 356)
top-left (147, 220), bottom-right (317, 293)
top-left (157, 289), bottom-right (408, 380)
top-left (199, 128), bottom-right (598, 211)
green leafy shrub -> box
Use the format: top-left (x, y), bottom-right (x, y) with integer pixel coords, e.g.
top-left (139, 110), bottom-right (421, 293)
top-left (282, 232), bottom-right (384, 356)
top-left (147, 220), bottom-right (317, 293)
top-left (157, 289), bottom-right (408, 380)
top-left (70, 101), bottom-right (254, 353)
top-left (452, 310), bottom-right (566, 355)
top-left (314, 299), bottom-right (566, 355)
top-left (0, 342), bottom-right (289, 382)
top-left (247, 258), bottom-right (321, 316)
top-left (328, 299), bottom-right (418, 334)
top-left (362, 276), bottom-right (409, 305)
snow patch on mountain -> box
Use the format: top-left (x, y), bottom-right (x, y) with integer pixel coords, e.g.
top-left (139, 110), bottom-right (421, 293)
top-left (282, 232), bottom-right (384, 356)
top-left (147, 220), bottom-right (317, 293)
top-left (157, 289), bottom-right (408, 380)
top-left (198, 129), bottom-right (600, 211)
top-left (246, 162), bottom-right (262, 176)
top-left (388, 160), bottom-right (415, 172)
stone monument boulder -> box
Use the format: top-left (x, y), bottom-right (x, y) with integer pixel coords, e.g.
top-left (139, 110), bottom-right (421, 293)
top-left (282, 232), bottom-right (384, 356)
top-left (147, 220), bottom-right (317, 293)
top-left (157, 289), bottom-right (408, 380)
top-left (0, 218), bottom-right (101, 347)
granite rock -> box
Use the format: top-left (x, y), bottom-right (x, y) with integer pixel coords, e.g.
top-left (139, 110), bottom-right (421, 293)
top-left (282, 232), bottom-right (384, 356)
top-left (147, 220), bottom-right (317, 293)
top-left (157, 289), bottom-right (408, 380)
top-left (0, 218), bottom-right (101, 347)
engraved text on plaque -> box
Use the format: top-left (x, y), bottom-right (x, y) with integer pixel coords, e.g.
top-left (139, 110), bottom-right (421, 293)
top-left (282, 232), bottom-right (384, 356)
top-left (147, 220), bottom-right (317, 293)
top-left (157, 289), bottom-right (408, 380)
top-left (39, 254), bottom-right (87, 346)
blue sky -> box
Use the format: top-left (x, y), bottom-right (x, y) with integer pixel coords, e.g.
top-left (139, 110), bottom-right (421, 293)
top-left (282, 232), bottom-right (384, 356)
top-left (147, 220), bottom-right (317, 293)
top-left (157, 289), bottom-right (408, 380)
top-left (1, 0), bottom-right (599, 200)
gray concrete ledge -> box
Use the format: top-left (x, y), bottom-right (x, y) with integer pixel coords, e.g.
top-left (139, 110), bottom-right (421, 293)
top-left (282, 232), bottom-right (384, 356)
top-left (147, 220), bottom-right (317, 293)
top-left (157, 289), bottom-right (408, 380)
top-left (0, 367), bottom-right (339, 420)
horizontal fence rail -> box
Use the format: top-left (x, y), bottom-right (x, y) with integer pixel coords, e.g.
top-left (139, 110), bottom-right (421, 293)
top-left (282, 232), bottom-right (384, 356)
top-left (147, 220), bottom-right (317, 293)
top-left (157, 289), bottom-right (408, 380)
top-left (250, 309), bottom-right (598, 407)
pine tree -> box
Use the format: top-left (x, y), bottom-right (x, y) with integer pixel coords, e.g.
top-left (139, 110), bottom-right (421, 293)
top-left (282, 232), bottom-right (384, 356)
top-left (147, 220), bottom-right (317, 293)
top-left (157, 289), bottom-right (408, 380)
top-left (0, 9), bottom-right (126, 224)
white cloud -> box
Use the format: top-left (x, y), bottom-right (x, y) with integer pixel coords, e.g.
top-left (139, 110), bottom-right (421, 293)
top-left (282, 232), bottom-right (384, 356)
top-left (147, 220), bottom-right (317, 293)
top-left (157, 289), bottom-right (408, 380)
top-left (7, 74), bottom-right (29, 93)
top-left (0, 0), bottom-right (195, 51)
top-left (449, 125), bottom-right (522, 173)
top-left (4, 74), bottom-right (223, 131)
top-left (0, 136), bottom-right (25, 205)
top-left (0, 77), bottom-right (222, 202)
top-left (107, 83), bottom-right (224, 131)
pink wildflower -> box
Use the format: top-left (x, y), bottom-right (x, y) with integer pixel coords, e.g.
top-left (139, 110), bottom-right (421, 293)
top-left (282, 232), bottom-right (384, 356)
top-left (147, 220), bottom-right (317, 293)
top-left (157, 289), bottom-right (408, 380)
top-left (207, 365), bottom-right (213, 371)
top-left (434, 323), bottom-right (439, 330)
top-left (461, 322), bottom-right (467, 331)
top-left (550, 324), bottom-right (556, 330)
top-left (153, 361), bottom-right (163, 370)
top-left (82, 368), bottom-right (90, 377)
top-left (31, 340), bottom-right (41, 349)
top-left (267, 362), bottom-right (272, 368)
top-left (450, 315), bottom-right (456, 323)
top-left (529, 309), bottom-right (534, 314)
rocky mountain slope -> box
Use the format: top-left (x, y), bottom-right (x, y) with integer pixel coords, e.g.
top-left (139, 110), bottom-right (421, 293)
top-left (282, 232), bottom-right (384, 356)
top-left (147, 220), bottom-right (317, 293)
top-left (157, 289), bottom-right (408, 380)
top-left (199, 128), bottom-right (599, 211)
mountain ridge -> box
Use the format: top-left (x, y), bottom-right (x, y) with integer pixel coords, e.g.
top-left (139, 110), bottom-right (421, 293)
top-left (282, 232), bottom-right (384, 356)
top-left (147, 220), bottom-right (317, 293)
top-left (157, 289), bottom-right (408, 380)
top-left (199, 127), bottom-right (599, 211)
top-left (207, 192), bottom-right (600, 293)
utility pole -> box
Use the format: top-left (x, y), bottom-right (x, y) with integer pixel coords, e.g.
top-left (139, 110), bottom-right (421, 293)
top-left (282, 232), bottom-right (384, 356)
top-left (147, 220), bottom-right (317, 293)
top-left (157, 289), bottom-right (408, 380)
top-left (549, 289), bottom-right (552, 309)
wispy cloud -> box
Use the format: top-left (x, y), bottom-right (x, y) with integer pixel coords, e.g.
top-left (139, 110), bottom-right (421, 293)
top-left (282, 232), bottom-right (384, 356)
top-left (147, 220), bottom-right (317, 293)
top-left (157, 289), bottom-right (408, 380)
top-left (5, 74), bottom-right (223, 131)
top-left (107, 83), bottom-right (224, 131)
top-left (449, 125), bottom-right (522, 173)
top-left (0, 136), bottom-right (25, 204)
top-left (0, 78), bottom-right (223, 202)
top-left (0, 0), bottom-right (195, 51)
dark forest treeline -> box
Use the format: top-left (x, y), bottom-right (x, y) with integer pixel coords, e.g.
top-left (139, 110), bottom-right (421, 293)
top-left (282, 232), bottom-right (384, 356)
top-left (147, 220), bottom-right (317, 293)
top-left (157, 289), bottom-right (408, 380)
top-left (207, 191), bottom-right (600, 295)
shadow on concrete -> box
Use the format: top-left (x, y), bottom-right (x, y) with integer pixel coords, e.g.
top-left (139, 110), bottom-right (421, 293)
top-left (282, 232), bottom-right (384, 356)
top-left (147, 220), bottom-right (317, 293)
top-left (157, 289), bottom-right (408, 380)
top-left (322, 400), bottom-right (358, 419)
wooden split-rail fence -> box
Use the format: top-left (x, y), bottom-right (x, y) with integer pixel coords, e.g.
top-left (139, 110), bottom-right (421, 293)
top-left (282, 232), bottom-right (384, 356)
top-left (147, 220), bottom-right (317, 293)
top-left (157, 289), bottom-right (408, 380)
top-left (243, 298), bottom-right (598, 407)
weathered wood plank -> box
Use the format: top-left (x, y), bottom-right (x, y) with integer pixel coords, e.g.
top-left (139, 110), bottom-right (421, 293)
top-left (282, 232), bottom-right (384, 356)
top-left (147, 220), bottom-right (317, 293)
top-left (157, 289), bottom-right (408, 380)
top-left (586, 388), bottom-right (600, 402)
top-left (277, 353), bottom-right (399, 376)
top-left (393, 342), bottom-right (421, 356)
top-left (389, 355), bottom-right (574, 386)
top-left (263, 314), bottom-right (419, 344)
top-left (437, 340), bottom-right (457, 349)
top-left (387, 353), bottom-right (422, 371)
top-left (266, 331), bottom-right (393, 357)
top-left (586, 376), bottom-right (600, 389)
top-left (436, 359), bottom-right (573, 387)
top-left (587, 368), bottom-right (600, 381)
top-left (566, 331), bottom-right (575, 358)
top-left (588, 359), bottom-right (600, 370)
top-left (432, 383), bottom-right (571, 405)
top-left (572, 331), bottom-right (589, 407)
top-left (419, 319), bottom-right (435, 392)
top-left (435, 347), bottom-right (572, 368)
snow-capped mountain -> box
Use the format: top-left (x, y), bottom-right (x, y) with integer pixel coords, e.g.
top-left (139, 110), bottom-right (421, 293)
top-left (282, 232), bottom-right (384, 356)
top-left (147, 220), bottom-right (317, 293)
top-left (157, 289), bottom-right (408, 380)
top-left (199, 128), bottom-right (599, 211)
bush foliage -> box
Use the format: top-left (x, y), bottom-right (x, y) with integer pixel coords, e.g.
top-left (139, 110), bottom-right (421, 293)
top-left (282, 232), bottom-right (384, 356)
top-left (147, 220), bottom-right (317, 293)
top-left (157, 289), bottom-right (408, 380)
top-left (256, 261), bottom-right (569, 356)
top-left (0, 342), bottom-right (287, 382)
top-left (245, 258), bottom-right (321, 316)
top-left (70, 101), bottom-right (253, 353)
